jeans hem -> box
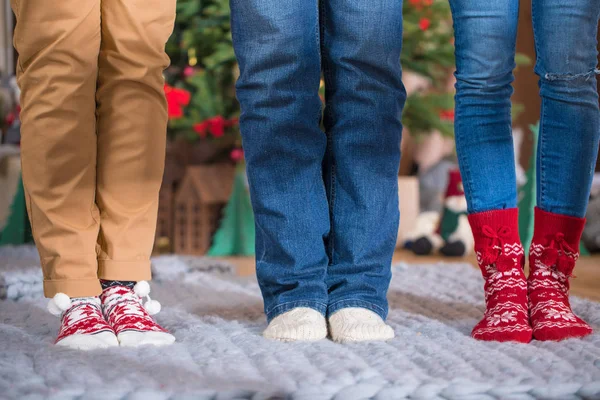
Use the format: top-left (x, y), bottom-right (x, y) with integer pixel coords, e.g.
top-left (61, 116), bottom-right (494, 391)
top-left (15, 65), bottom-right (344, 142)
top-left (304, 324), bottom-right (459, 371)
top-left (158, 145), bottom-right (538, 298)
top-left (327, 299), bottom-right (388, 320)
top-left (265, 300), bottom-right (327, 323)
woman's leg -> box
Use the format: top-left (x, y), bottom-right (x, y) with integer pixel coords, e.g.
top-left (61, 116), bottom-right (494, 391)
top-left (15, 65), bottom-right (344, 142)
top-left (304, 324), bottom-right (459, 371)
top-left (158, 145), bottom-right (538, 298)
top-left (94, 0), bottom-right (177, 347)
top-left (450, 0), bottom-right (532, 342)
top-left (320, 0), bottom-right (404, 342)
top-left (231, 0), bottom-right (330, 340)
top-left (528, 0), bottom-right (600, 341)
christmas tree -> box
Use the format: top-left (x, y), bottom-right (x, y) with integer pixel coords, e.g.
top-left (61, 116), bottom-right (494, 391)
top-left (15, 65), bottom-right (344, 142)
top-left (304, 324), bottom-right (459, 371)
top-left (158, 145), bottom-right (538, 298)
top-left (208, 166), bottom-right (255, 256)
top-left (165, 0), bottom-right (529, 255)
top-left (164, 0), bottom-right (490, 144)
top-left (165, 0), bottom-right (240, 150)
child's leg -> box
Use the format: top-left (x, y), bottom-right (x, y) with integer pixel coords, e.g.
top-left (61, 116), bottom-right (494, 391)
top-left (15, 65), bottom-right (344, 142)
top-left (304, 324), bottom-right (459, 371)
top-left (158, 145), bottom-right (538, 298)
top-left (450, 0), bottom-right (532, 342)
top-left (527, 0), bottom-right (600, 341)
top-left (95, 0), bottom-right (174, 282)
top-left (231, 0), bottom-right (329, 341)
top-left (12, 0), bottom-right (117, 349)
top-left (12, 0), bottom-right (102, 298)
top-left (94, 0), bottom-right (176, 346)
top-left (320, 0), bottom-right (403, 342)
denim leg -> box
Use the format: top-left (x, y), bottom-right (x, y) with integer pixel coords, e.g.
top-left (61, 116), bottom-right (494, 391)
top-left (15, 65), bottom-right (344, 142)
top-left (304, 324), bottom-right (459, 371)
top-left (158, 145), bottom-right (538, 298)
top-left (230, 0), bottom-right (329, 322)
top-left (449, 0), bottom-right (520, 213)
top-left (533, 0), bottom-right (600, 218)
top-left (320, 0), bottom-right (405, 320)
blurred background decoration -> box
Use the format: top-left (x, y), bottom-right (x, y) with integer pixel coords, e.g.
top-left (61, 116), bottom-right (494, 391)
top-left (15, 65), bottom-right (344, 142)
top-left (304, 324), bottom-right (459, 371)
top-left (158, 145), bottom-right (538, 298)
top-left (1, 0), bottom-right (600, 260)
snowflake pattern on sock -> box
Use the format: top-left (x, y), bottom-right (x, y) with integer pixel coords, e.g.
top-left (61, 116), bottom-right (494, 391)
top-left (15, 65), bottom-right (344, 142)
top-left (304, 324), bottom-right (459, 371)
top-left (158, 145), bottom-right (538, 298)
top-left (472, 242), bottom-right (532, 342)
top-left (529, 238), bottom-right (592, 341)
top-left (468, 209), bottom-right (532, 343)
top-left (55, 297), bottom-right (115, 344)
top-left (100, 285), bottom-right (168, 335)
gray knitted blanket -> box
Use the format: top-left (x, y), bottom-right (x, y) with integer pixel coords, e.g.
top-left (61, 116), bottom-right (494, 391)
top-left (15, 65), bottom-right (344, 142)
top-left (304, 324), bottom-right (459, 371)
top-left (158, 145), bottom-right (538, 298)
top-left (0, 246), bottom-right (234, 300)
top-left (0, 253), bottom-right (599, 399)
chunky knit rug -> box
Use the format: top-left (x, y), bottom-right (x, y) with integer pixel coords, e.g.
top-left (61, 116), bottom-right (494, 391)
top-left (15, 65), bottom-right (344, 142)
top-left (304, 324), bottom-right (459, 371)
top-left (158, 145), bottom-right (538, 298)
top-left (1, 254), bottom-right (600, 399)
top-left (0, 246), bottom-right (234, 300)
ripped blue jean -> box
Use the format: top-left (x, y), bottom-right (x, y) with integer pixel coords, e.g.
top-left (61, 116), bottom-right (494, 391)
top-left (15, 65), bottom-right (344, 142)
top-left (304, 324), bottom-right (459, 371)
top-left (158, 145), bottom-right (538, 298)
top-left (230, 0), bottom-right (405, 322)
top-left (450, 0), bottom-right (600, 217)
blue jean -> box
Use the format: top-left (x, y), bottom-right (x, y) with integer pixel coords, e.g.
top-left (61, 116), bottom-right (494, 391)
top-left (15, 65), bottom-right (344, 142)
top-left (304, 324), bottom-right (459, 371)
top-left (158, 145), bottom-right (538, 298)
top-left (230, 0), bottom-right (405, 322)
top-left (450, 0), bottom-right (600, 218)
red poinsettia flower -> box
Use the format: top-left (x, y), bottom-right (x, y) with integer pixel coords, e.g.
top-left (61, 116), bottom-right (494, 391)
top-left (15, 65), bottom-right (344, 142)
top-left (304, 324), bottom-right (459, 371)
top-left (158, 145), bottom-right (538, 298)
top-left (164, 84), bottom-right (191, 120)
top-left (224, 117), bottom-right (239, 128)
top-left (419, 18), bottom-right (431, 31)
top-left (230, 148), bottom-right (244, 162)
top-left (440, 109), bottom-right (455, 122)
top-left (193, 121), bottom-right (209, 138)
top-left (205, 116), bottom-right (226, 138)
top-left (194, 116), bottom-right (239, 138)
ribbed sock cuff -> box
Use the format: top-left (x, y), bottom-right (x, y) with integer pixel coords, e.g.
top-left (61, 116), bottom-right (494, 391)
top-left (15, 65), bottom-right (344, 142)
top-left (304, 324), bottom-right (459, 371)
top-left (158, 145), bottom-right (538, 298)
top-left (468, 208), bottom-right (520, 245)
top-left (533, 207), bottom-right (585, 249)
top-left (100, 280), bottom-right (136, 290)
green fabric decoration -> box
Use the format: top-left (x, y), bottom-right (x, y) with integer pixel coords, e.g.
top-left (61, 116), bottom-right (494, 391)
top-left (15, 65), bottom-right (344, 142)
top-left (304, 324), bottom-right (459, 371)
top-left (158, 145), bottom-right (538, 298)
top-left (0, 175), bottom-right (32, 246)
top-left (208, 166), bottom-right (255, 256)
top-left (518, 124), bottom-right (538, 254)
top-left (518, 124), bottom-right (589, 256)
top-left (438, 208), bottom-right (465, 241)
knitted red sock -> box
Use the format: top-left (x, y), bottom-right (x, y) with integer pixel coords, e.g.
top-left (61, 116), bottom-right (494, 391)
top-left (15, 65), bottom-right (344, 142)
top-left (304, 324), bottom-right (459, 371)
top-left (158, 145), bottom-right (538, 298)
top-left (528, 208), bottom-right (592, 341)
top-left (468, 208), bottom-right (532, 343)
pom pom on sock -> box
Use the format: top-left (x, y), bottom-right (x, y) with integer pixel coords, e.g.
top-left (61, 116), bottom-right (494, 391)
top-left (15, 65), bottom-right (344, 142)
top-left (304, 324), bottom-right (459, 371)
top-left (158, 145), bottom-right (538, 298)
top-left (133, 281), bottom-right (161, 315)
top-left (133, 281), bottom-right (151, 297)
top-left (47, 293), bottom-right (72, 316)
top-left (144, 299), bottom-right (161, 315)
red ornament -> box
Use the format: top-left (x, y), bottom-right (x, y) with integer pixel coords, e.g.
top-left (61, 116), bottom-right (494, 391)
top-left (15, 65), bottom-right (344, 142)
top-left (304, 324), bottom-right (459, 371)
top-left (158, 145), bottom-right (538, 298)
top-left (440, 109), bottom-right (455, 122)
top-left (230, 148), bottom-right (244, 162)
top-left (419, 18), bottom-right (431, 31)
top-left (164, 84), bottom-right (191, 120)
top-left (183, 66), bottom-right (195, 78)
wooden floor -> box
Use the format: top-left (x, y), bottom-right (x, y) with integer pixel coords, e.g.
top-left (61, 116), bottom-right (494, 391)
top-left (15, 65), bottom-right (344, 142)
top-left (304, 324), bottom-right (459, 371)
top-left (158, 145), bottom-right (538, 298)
top-left (219, 249), bottom-right (600, 302)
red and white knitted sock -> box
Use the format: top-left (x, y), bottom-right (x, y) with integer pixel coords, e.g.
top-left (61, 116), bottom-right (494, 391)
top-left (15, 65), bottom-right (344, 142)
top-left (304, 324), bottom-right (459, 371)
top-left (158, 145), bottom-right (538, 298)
top-left (528, 208), bottom-right (592, 341)
top-left (468, 208), bottom-right (532, 343)
top-left (100, 281), bottom-right (175, 347)
top-left (48, 294), bottom-right (118, 350)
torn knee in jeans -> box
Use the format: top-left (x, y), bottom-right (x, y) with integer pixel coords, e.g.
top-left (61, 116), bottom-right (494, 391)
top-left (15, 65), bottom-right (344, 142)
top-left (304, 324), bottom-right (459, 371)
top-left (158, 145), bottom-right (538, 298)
top-left (544, 68), bottom-right (600, 82)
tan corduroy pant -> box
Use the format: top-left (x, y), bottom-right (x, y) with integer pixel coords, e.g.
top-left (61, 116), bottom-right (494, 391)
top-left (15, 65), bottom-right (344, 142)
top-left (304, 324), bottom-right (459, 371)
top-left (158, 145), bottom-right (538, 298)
top-left (11, 0), bottom-right (176, 298)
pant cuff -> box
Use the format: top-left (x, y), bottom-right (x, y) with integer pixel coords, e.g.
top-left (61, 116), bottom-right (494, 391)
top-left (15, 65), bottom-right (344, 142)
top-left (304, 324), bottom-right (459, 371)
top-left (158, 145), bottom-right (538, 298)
top-left (97, 259), bottom-right (152, 282)
top-left (43, 278), bottom-right (102, 298)
top-left (265, 300), bottom-right (327, 323)
top-left (327, 299), bottom-right (388, 320)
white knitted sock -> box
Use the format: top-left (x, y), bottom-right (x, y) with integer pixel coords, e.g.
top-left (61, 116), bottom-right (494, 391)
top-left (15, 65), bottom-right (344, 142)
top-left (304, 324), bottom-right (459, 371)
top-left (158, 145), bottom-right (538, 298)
top-left (263, 307), bottom-right (327, 342)
top-left (328, 307), bottom-right (395, 343)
